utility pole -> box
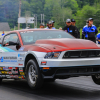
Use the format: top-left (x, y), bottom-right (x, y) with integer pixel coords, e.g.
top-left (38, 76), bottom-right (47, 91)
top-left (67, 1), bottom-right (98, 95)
top-left (36, 14), bottom-right (37, 28)
top-left (41, 14), bottom-right (44, 24)
top-left (34, 14), bottom-right (36, 28)
top-left (43, 14), bottom-right (44, 24)
top-left (41, 14), bottom-right (42, 23)
top-left (18, 0), bottom-right (21, 30)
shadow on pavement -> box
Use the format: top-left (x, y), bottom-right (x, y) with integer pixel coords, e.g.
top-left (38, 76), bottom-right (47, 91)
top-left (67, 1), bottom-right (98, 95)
top-left (1, 79), bottom-right (100, 99)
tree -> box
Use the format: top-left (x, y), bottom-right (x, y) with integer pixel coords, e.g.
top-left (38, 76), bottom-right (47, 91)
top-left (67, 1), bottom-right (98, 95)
top-left (75, 5), bottom-right (97, 29)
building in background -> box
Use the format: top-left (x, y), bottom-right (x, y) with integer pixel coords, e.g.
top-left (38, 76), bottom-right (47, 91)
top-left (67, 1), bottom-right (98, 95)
top-left (0, 22), bottom-right (11, 35)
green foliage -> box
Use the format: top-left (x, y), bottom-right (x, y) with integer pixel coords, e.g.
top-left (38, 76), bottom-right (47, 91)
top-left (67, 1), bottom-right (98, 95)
top-left (75, 5), bottom-right (97, 29)
top-left (0, 0), bottom-right (100, 31)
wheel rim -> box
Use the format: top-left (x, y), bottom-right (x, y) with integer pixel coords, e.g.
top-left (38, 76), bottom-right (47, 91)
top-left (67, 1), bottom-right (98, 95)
top-left (28, 65), bottom-right (37, 84)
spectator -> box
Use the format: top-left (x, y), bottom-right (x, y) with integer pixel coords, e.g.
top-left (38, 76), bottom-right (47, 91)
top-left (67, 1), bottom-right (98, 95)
top-left (26, 25), bottom-right (30, 29)
top-left (2, 31), bottom-right (5, 36)
top-left (59, 27), bottom-right (62, 30)
top-left (82, 18), bottom-right (98, 43)
top-left (63, 19), bottom-right (79, 38)
top-left (71, 19), bottom-right (80, 38)
top-left (40, 23), bottom-right (45, 28)
top-left (96, 28), bottom-right (100, 44)
top-left (45, 21), bottom-right (55, 29)
top-left (51, 20), bottom-right (56, 29)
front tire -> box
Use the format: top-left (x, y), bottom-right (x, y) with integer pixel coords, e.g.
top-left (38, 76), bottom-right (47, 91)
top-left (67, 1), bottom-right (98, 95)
top-left (92, 75), bottom-right (100, 85)
top-left (26, 59), bottom-right (43, 89)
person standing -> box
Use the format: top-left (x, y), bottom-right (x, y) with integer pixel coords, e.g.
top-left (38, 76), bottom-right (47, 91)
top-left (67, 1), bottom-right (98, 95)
top-left (2, 31), bottom-right (5, 36)
top-left (51, 20), bottom-right (56, 29)
top-left (71, 19), bottom-right (80, 38)
top-left (96, 28), bottom-right (100, 44)
top-left (45, 21), bottom-right (55, 29)
top-left (63, 19), bottom-right (78, 38)
top-left (39, 23), bottom-right (45, 28)
top-left (82, 18), bottom-right (98, 43)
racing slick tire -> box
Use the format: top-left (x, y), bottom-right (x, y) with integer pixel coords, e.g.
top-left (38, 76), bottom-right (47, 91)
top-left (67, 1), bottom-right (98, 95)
top-left (92, 75), bottom-right (100, 85)
top-left (0, 78), bottom-right (2, 84)
top-left (26, 59), bottom-right (43, 89)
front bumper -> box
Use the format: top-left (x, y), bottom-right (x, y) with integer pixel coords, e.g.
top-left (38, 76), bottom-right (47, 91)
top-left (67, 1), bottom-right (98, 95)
top-left (39, 58), bottom-right (100, 79)
top-left (40, 66), bottom-right (100, 79)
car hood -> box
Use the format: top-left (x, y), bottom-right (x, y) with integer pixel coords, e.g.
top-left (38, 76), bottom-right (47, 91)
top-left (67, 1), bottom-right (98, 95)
top-left (34, 38), bottom-right (100, 52)
top-left (23, 38), bottom-right (100, 52)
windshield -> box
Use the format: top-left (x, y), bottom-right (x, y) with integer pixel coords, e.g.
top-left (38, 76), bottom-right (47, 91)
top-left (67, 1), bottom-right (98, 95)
top-left (20, 30), bottom-right (74, 45)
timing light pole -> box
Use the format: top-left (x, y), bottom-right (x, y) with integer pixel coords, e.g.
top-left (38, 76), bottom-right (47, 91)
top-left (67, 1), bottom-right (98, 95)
top-left (18, 0), bottom-right (21, 30)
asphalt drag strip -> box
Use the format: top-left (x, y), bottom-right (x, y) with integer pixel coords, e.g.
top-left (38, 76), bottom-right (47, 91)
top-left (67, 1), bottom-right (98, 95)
top-left (0, 77), bottom-right (100, 100)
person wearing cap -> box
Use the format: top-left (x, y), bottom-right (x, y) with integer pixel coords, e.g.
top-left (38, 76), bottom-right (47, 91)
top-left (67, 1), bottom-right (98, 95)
top-left (51, 20), bottom-right (56, 29)
top-left (82, 18), bottom-right (98, 43)
top-left (45, 21), bottom-right (55, 29)
top-left (71, 19), bottom-right (76, 26)
top-left (96, 28), bottom-right (100, 44)
top-left (40, 23), bottom-right (45, 28)
top-left (63, 19), bottom-right (78, 38)
top-left (71, 19), bottom-right (80, 38)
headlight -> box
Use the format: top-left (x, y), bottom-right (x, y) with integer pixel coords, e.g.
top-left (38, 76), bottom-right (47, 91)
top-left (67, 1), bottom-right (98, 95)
top-left (44, 52), bottom-right (61, 59)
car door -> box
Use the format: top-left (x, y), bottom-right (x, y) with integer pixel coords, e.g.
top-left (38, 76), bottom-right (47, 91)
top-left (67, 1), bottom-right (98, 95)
top-left (0, 33), bottom-right (24, 67)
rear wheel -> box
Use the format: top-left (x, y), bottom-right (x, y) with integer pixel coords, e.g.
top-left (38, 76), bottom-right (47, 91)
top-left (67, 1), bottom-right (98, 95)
top-left (92, 75), bottom-right (100, 85)
top-left (26, 59), bottom-right (43, 89)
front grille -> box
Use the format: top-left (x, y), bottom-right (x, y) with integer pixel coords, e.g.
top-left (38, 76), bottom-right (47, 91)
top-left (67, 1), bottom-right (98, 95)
top-left (63, 50), bottom-right (100, 58)
top-left (55, 66), bottom-right (100, 76)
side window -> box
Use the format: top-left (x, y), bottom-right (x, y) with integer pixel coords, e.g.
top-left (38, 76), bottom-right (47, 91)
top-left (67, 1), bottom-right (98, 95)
top-left (3, 33), bottom-right (18, 46)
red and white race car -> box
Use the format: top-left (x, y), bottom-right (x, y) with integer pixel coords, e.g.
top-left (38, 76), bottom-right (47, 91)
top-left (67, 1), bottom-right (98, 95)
top-left (0, 29), bottom-right (100, 89)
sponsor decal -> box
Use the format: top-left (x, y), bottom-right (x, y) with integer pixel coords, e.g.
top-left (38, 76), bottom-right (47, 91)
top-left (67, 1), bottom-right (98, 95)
top-left (3, 57), bottom-right (17, 59)
top-left (14, 75), bottom-right (18, 78)
top-left (9, 67), bottom-right (13, 69)
top-left (18, 54), bottom-right (25, 57)
top-left (9, 72), bottom-right (12, 74)
top-left (20, 72), bottom-right (25, 75)
top-left (0, 67), bottom-right (3, 70)
top-left (19, 47), bottom-right (24, 51)
top-left (3, 67), bottom-right (9, 70)
top-left (18, 76), bottom-right (22, 78)
top-left (18, 63), bottom-right (23, 66)
top-left (10, 75), bottom-right (18, 78)
top-left (5, 71), bottom-right (9, 74)
top-left (2, 75), bottom-right (6, 77)
top-left (69, 30), bottom-right (72, 32)
top-left (19, 68), bottom-right (23, 72)
top-left (21, 76), bottom-right (25, 79)
top-left (18, 57), bottom-right (24, 62)
top-left (1, 71), bottom-right (5, 74)
top-left (0, 57), bottom-right (17, 62)
top-left (6, 75), bottom-right (10, 78)
top-left (0, 75), bottom-right (2, 77)
top-left (12, 71), bottom-right (18, 74)
top-left (10, 75), bottom-right (14, 78)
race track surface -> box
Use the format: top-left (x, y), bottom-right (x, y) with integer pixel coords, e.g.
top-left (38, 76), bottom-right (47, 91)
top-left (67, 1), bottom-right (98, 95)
top-left (0, 76), bottom-right (100, 100)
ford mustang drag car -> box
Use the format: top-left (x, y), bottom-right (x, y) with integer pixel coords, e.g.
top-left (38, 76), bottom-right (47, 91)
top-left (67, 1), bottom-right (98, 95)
top-left (0, 29), bottom-right (100, 89)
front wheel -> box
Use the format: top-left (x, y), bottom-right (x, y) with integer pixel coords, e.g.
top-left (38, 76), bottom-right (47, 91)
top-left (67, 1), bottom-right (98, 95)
top-left (26, 59), bottom-right (43, 89)
top-left (92, 75), bottom-right (100, 85)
